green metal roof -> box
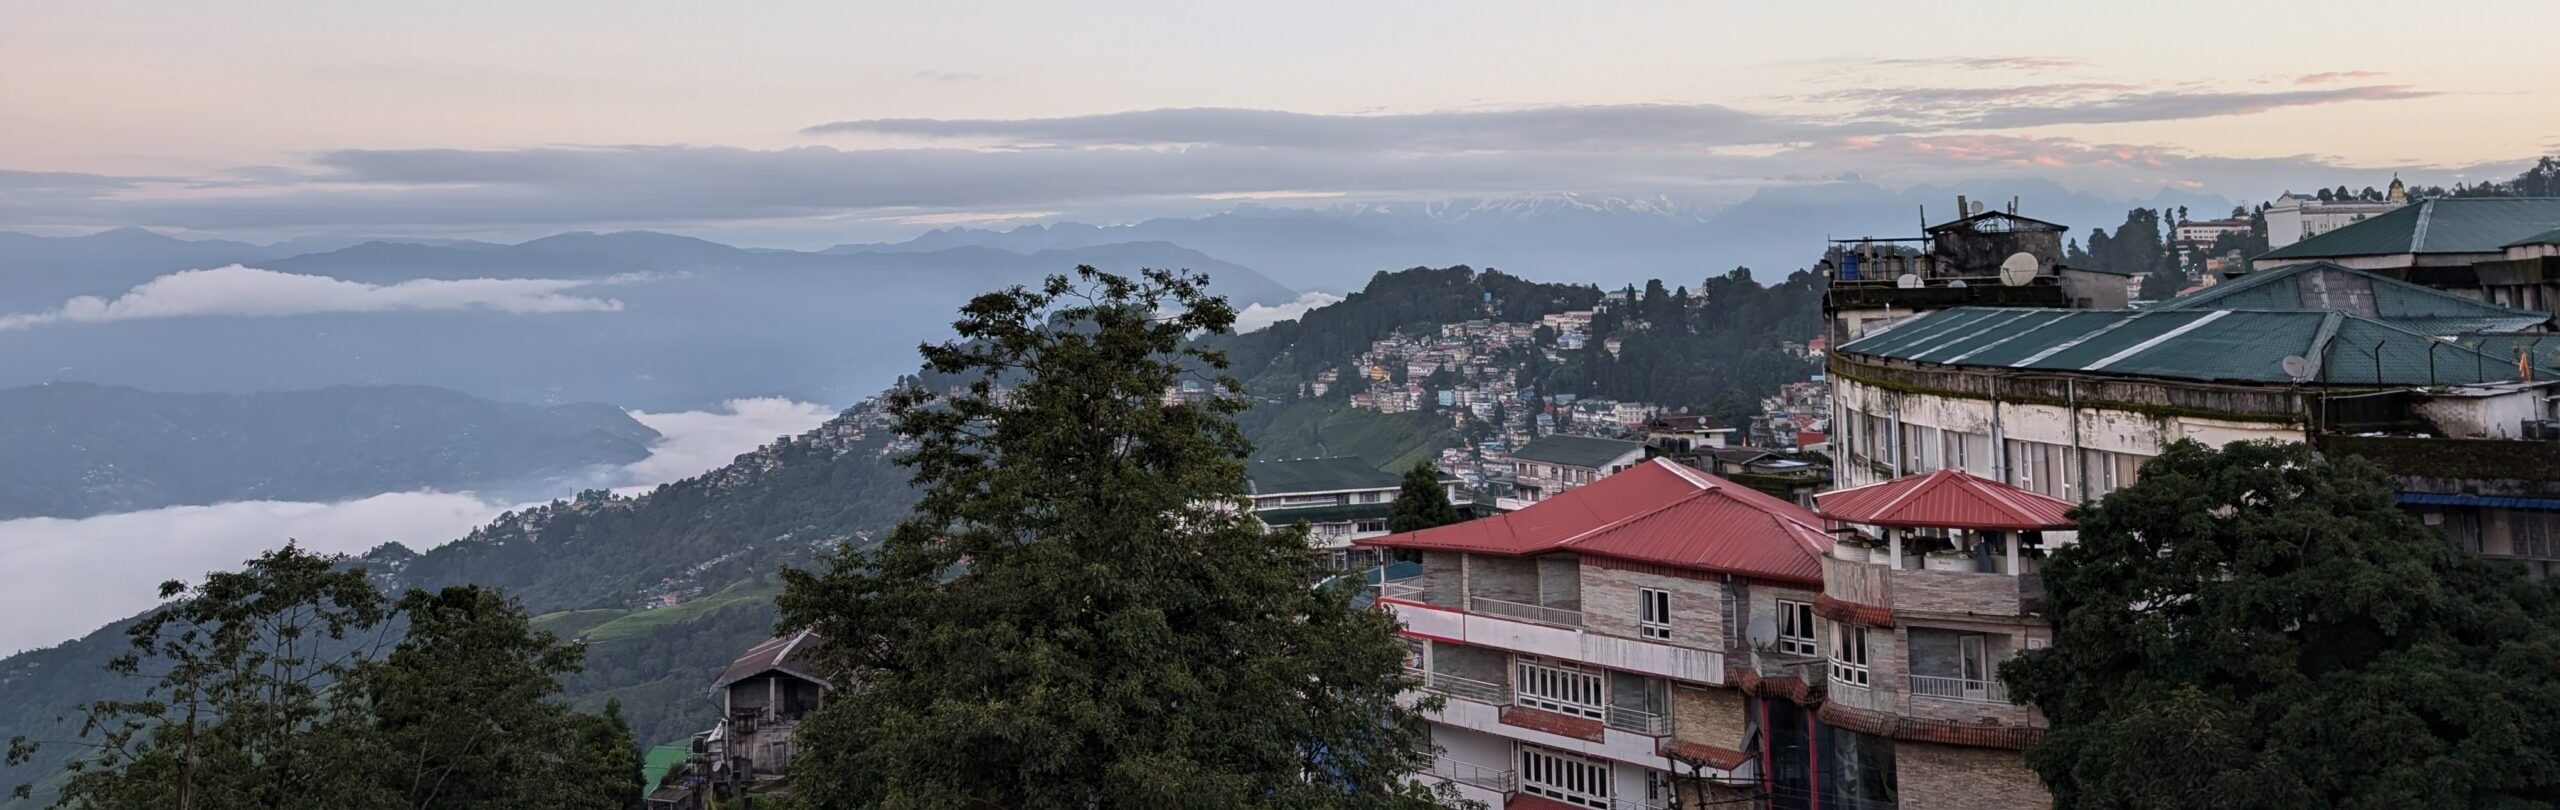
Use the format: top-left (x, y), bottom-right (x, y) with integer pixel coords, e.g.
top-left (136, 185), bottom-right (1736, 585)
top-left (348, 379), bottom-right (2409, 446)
top-left (2456, 333), bottom-right (2560, 368)
top-left (2261, 198), bottom-right (2560, 260)
top-left (1510, 434), bottom-right (1647, 469)
top-left (1253, 501), bottom-right (1395, 525)
top-left (642, 744), bottom-right (691, 790)
top-left (1245, 456), bottom-right (1400, 495)
top-left (2506, 226), bottom-right (2560, 248)
top-left (1839, 306), bottom-right (2559, 387)
top-left (2155, 262), bottom-right (2551, 334)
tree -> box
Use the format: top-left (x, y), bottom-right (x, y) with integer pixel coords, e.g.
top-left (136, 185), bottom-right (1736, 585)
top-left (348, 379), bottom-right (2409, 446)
top-left (2002, 440), bottom-right (2560, 809)
top-left (1387, 461), bottom-right (1463, 533)
top-left (776, 267), bottom-right (1452, 809)
top-left (7, 546), bottom-right (643, 810)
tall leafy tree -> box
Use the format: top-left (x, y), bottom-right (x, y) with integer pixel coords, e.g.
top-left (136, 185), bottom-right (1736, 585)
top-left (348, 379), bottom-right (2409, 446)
top-left (6, 546), bottom-right (643, 810)
top-left (777, 267), bottom-right (1450, 809)
top-left (1387, 461), bottom-right (1463, 533)
top-left (2003, 440), bottom-right (2560, 809)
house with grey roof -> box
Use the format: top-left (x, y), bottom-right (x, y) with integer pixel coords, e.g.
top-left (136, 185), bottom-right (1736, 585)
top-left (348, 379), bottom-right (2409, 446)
top-left (1246, 456), bottom-right (1469, 568)
top-left (1499, 434), bottom-right (1647, 510)
top-left (703, 629), bottom-right (829, 790)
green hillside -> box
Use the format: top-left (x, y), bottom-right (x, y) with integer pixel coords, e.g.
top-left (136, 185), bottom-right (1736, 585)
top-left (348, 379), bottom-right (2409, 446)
top-left (1243, 399), bottom-right (1449, 472)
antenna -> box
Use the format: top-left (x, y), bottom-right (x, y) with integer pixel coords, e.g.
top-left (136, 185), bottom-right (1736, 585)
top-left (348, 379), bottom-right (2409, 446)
top-left (2280, 355), bottom-right (2313, 382)
top-left (1998, 252), bottom-right (2040, 286)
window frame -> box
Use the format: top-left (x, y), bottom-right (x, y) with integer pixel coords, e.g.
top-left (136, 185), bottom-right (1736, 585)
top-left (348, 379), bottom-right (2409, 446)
top-left (1638, 587), bottom-right (1672, 640)
top-left (1776, 599), bottom-right (1818, 656)
top-left (1518, 745), bottom-right (1612, 808)
top-left (1830, 624), bottom-right (1871, 688)
top-left (1513, 657), bottom-right (1606, 719)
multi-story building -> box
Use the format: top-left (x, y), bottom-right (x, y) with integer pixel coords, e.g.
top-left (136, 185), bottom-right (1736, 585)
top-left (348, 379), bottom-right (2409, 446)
top-left (1247, 456), bottom-right (1472, 569)
top-left (2173, 216), bottom-right (2253, 249)
top-left (2263, 183), bottom-right (2408, 249)
top-left (1362, 459), bottom-right (1834, 809)
top-left (1501, 435), bottom-right (1648, 511)
top-left (2253, 197), bottom-right (2560, 316)
top-left (1827, 261), bottom-right (2559, 576)
top-left (706, 629), bottom-right (830, 782)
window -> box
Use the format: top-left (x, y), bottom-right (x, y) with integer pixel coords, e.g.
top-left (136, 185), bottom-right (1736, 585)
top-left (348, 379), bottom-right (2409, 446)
top-left (2516, 512), bottom-right (2560, 560)
top-left (1777, 599), bottom-right (1817, 656)
top-left (1830, 624), bottom-right (1870, 688)
top-left (1720, 588), bottom-right (1740, 650)
top-left (1519, 746), bottom-right (1612, 808)
top-left (1355, 491), bottom-right (1386, 504)
top-left (1355, 520), bottom-right (1388, 534)
top-left (1514, 658), bottom-right (1605, 719)
top-left (1639, 587), bottom-right (1672, 640)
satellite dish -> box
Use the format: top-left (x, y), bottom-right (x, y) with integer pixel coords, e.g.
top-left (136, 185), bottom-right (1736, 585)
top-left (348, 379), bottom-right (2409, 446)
top-left (1746, 613), bottom-right (1778, 648)
top-left (1998, 252), bottom-right (2040, 286)
top-left (1894, 273), bottom-right (1921, 289)
top-left (2280, 355), bottom-right (2312, 382)
top-left (1947, 279), bottom-right (1968, 288)
top-left (1970, 200), bottom-right (1986, 215)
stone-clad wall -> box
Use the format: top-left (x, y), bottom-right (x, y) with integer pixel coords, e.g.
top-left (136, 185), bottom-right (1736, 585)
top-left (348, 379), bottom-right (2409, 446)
top-left (1577, 562), bottom-right (1726, 653)
top-left (1418, 550), bottom-right (1466, 606)
top-left (1469, 554), bottom-right (1540, 604)
top-left (1670, 685), bottom-right (1748, 751)
top-left (1537, 553), bottom-right (1584, 610)
top-left (1896, 740), bottom-right (2052, 810)
top-left (1892, 567), bottom-right (2026, 617)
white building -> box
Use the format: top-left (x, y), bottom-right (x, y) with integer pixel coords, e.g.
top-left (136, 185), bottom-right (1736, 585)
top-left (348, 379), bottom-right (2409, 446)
top-left (2264, 186), bottom-right (2408, 249)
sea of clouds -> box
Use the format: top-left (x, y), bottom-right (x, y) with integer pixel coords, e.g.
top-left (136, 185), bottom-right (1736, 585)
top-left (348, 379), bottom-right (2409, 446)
top-left (0, 397), bottom-right (836, 655)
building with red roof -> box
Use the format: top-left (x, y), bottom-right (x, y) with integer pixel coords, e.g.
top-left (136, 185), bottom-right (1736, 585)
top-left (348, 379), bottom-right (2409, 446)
top-left (1358, 459), bottom-right (1833, 809)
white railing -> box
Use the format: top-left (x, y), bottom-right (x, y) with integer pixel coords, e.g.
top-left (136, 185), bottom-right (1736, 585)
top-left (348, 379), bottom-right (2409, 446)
top-left (1405, 666), bottom-right (1508, 705)
top-left (1420, 752), bottom-right (1517, 792)
top-left (1603, 705), bottom-right (1671, 736)
top-left (1908, 673), bottom-right (2009, 704)
top-left (1374, 580), bottom-right (1423, 601)
top-left (1468, 595), bottom-right (1584, 627)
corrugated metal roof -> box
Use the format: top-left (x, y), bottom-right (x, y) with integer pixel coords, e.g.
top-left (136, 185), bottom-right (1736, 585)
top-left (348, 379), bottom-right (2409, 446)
top-left (1816, 469), bottom-right (2077, 530)
top-left (1356, 459), bottom-right (1831, 584)
top-left (2262, 198), bottom-right (2560, 260)
top-left (2156, 262), bottom-right (2551, 333)
top-left (2505, 226), bottom-right (2560, 248)
top-left (1245, 456), bottom-right (1400, 495)
top-left (714, 628), bottom-right (829, 690)
top-left (1839, 306), bottom-right (2560, 386)
top-left (1509, 434), bottom-right (1647, 469)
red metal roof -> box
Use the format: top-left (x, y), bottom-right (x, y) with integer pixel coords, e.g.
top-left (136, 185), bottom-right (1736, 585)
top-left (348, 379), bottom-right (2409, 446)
top-left (1356, 459), bottom-right (1832, 584)
top-left (1815, 469), bottom-right (2076, 531)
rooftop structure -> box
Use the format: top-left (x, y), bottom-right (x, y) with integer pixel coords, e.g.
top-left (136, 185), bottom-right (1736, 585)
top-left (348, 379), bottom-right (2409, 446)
top-left (1246, 456), bottom-right (1470, 569)
top-left (2250, 198), bottom-right (2560, 317)
top-left (2156, 261), bottom-right (2552, 334)
top-left (1820, 203), bottom-right (2125, 351)
top-left (1499, 434), bottom-right (1648, 511)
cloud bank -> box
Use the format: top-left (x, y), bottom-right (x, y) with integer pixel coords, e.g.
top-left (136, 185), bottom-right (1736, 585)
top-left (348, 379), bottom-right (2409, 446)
top-left (1234, 291), bottom-right (1345, 333)
top-left (0, 265), bottom-right (635, 332)
top-left (0, 397), bottom-right (836, 655)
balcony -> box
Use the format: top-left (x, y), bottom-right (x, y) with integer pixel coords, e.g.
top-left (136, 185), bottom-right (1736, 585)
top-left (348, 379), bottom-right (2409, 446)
top-left (1908, 673), bottom-right (2009, 705)
top-left (1409, 666), bottom-right (1509, 706)
top-left (1379, 600), bottom-right (1724, 685)
top-left (1420, 751), bottom-right (1516, 793)
top-left (1495, 496), bottom-right (1539, 512)
top-left (1469, 595), bottom-right (1585, 627)
top-left (1821, 554), bottom-right (2044, 619)
top-left (1601, 705), bottom-right (1669, 736)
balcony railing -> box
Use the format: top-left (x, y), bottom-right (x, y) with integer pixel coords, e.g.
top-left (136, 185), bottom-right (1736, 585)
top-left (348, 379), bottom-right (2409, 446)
top-left (1406, 666), bottom-right (1508, 706)
top-left (1466, 595), bottom-right (1584, 628)
top-left (1603, 705), bottom-right (1671, 736)
top-left (1419, 752), bottom-right (1516, 792)
top-left (1908, 673), bottom-right (2009, 704)
top-left (1373, 580), bottom-right (1424, 601)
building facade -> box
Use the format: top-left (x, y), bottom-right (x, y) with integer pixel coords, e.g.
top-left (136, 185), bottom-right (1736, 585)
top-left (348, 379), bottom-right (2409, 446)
top-left (1247, 456), bottom-right (1471, 568)
top-left (1501, 435), bottom-right (1648, 511)
top-left (2264, 190), bottom-right (2407, 249)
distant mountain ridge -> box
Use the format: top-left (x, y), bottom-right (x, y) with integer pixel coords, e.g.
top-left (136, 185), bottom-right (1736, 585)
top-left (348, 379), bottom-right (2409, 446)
top-left (834, 182), bottom-right (2233, 292)
top-left (0, 233), bottom-right (1296, 410)
top-left (0, 382), bottom-right (660, 519)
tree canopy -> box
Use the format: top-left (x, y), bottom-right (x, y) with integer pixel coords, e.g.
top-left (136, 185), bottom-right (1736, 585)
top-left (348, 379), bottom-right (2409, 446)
top-left (2002, 440), bottom-right (2560, 809)
top-left (5, 546), bottom-right (641, 810)
top-left (776, 267), bottom-right (1451, 809)
top-left (1387, 461), bottom-right (1463, 534)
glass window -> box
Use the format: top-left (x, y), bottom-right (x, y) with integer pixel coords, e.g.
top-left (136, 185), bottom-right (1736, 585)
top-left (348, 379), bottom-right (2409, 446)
top-left (1777, 599), bottom-right (1817, 656)
top-left (1830, 624), bottom-right (1870, 688)
top-left (1639, 587), bottom-right (1672, 640)
top-left (1519, 746), bottom-right (1611, 808)
top-left (1515, 658), bottom-right (1605, 719)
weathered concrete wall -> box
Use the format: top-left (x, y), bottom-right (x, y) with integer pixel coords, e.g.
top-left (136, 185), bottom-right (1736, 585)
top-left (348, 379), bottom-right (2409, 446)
top-left (1892, 567), bottom-right (2026, 617)
top-left (1537, 553), bottom-right (1584, 610)
top-left (1430, 639), bottom-right (1510, 686)
top-left (1419, 550), bottom-right (1466, 607)
top-left (1468, 554), bottom-right (1540, 604)
top-left (1896, 740), bottom-right (2053, 810)
top-left (1823, 557), bottom-right (1892, 609)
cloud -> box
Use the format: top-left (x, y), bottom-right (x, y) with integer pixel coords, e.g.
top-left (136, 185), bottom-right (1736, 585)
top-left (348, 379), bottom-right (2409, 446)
top-left (0, 265), bottom-right (636, 331)
top-left (1812, 84), bottom-right (2437, 129)
top-left (804, 104), bottom-right (1867, 151)
top-left (2298, 70), bottom-right (2385, 84)
top-left (911, 70), bottom-right (989, 82)
top-left (612, 397), bottom-right (837, 486)
top-left (0, 397), bottom-right (835, 655)
top-left (1233, 291), bottom-right (1343, 333)
top-left (1869, 56), bottom-right (2085, 71)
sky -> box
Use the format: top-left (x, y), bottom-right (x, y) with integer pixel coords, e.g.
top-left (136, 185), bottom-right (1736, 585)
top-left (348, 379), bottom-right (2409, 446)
top-left (0, 397), bottom-right (836, 655)
top-left (5, 0), bottom-right (2558, 245)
